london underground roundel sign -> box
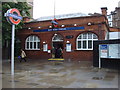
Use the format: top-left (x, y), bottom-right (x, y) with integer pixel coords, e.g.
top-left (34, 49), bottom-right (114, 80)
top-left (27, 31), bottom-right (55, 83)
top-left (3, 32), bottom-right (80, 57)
top-left (5, 8), bottom-right (22, 25)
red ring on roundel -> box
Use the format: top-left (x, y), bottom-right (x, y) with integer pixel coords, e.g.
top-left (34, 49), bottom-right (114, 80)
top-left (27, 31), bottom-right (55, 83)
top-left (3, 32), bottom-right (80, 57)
top-left (8, 8), bottom-right (21, 25)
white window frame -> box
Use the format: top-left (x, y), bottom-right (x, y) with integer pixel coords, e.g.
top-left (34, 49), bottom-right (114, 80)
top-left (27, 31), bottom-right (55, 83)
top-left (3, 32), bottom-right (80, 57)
top-left (25, 35), bottom-right (40, 50)
top-left (76, 33), bottom-right (98, 50)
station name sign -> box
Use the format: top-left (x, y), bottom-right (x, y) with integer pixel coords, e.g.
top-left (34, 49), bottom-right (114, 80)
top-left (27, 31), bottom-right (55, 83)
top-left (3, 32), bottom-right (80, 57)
top-left (4, 8), bottom-right (22, 25)
top-left (6, 13), bottom-right (22, 20)
top-left (33, 26), bottom-right (85, 32)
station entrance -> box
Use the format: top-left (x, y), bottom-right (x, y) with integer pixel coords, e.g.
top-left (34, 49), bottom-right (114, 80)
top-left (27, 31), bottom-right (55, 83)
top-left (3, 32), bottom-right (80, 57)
top-left (52, 34), bottom-right (64, 58)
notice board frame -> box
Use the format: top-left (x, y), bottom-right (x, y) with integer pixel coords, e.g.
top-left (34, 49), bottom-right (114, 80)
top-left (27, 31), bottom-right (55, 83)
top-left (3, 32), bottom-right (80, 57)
top-left (93, 39), bottom-right (120, 69)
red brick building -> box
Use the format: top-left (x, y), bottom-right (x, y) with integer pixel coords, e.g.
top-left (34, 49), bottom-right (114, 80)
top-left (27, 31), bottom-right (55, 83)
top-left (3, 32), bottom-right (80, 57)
top-left (18, 8), bottom-right (109, 61)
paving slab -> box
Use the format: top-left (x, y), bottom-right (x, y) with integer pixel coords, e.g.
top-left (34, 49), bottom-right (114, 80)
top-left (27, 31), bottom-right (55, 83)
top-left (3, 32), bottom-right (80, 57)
top-left (2, 59), bottom-right (118, 88)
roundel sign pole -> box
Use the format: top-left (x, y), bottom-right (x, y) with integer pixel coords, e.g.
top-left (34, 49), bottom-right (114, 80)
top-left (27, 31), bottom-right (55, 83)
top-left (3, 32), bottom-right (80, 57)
top-left (5, 8), bottom-right (22, 76)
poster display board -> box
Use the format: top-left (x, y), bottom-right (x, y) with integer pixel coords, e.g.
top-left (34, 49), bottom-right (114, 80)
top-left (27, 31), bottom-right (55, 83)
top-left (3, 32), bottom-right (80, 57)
top-left (43, 44), bottom-right (48, 51)
top-left (66, 43), bottom-right (71, 52)
top-left (108, 44), bottom-right (120, 58)
top-left (99, 44), bottom-right (120, 59)
top-left (99, 44), bottom-right (108, 68)
top-left (99, 45), bottom-right (108, 58)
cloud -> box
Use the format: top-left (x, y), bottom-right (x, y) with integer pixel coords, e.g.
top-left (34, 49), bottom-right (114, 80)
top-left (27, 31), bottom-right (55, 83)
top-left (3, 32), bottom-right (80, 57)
top-left (33, 0), bottom-right (119, 19)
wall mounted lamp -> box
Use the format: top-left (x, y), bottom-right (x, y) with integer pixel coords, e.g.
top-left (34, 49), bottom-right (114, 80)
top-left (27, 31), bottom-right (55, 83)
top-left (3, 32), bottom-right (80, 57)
top-left (28, 27), bottom-right (31, 29)
top-left (54, 33), bottom-right (57, 36)
top-left (49, 26), bottom-right (52, 28)
top-left (38, 26), bottom-right (41, 29)
top-left (74, 24), bottom-right (77, 26)
top-left (61, 25), bottom-right (65, 27)
top-left (43, 41), bottom-right (46, 44)
top-left (66, 41), bottom-right (70, 43)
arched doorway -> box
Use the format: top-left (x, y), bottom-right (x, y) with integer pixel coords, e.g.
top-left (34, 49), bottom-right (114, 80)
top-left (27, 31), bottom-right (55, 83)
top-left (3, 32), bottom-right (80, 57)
top-left (52, 34), bottom-right (64, 58)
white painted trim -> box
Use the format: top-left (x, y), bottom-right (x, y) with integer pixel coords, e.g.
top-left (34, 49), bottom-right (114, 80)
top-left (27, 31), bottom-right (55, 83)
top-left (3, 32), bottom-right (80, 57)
top-left (76, 33), bottom-right (98, 50)
top-left (25, 35), bottom-right (40, 50)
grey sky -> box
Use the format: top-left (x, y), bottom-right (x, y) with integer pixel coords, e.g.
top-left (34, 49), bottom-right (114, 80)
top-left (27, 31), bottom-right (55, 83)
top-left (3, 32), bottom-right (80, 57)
top-left (33, 0), bottom-right (120, 19)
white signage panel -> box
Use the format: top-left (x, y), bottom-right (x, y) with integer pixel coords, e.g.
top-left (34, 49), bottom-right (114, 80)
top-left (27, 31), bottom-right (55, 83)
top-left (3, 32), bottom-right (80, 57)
top-left (99, 45), bottom-right (108, 58)
top-left (43, 44), bottom-right (48, 51)
top-left (66, 43), bottom-right (71, 52)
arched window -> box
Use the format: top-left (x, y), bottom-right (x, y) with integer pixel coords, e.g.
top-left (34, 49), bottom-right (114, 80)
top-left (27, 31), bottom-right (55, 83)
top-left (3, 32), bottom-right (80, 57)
top-left (76, 32), bottom-right (98, 50)
top-left (25, 35), bottom-right (40, 50)
top-left (52, 34), bottom-right (63, 42)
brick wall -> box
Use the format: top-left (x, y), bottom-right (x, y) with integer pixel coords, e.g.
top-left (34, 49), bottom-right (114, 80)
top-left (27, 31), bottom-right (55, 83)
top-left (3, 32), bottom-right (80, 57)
top-left (17, 15), bottom-right (108, 61)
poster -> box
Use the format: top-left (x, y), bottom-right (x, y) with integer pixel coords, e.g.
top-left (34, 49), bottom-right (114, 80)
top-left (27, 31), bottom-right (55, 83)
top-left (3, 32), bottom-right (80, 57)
top-left (99, 45), bottom-right (108, 58)
top-left (66, 43), bottom-right (71, 52)
top-left (43, 44), bottom-right (48, 51)
top-left (108, 44), bottom-right (120, 58)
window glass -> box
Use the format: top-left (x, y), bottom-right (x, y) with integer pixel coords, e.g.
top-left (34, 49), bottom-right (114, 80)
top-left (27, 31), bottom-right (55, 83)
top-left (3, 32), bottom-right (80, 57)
top-left (37, 37), bottom-right (40, 42)
top-left (34, 36), bottom-right (37, 41)
top-left (88, 33), bottom-right (92, 39)
top-left (78, 35), bottom-right (82, 39)
top-left (27, 37), bottom-right (29, 41)
top-left (83, 41), bottom-right (86, 48)
top-left (27, 42), bottom-right (29, 49)
top-left (52, 34), bottom-right (63, 41)
top-left (37, 42), bottom-right (40, 48)
top-left (30, 36), bottom-right (33, 41)
top-left (30, 42), bottom-right (32, 49)
top-left (25, 35), bottom-right (40, 50)
top-left (77, 32), bottom-right (98, 50)
top-left (88, 40), bottom-right (92, 49)
top-left (93, 34), bottom-right (98, 39)
top-left (83, 34), bottom-right (87, 39)
top-left (34, 42), bottom-right (36, 49)
top-left (78, 41), bottom-right (81, 48)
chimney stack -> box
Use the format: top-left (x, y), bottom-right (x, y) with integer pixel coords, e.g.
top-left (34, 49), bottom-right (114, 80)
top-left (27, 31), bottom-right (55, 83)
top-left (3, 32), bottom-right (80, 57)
top-left (23, 17), bottom-right (31, 23)
top-left (101, 7), bottom-right (108, 17)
